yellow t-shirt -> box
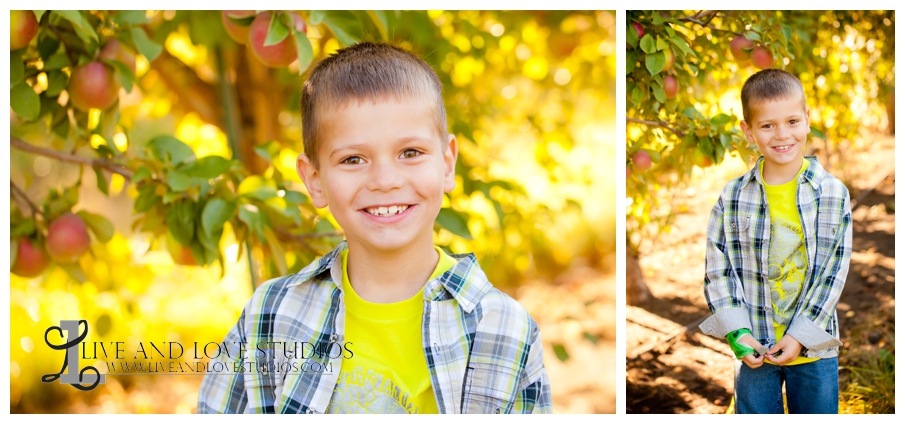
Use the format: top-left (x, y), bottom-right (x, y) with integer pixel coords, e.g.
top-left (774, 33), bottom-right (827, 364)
top-left (761, 159), bottom-right (818, 366)
top-left (326, 247), bottom-right (457, 414)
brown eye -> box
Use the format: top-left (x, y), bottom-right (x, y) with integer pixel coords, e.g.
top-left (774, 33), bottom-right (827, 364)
top-left (341, 156), bottom-right (362, 165)
top-left (401, 149), bottom-right (420, 159)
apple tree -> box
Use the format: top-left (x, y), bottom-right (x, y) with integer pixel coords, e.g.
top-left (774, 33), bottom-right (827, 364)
top-left (625, 10), bottom-right (894, 303)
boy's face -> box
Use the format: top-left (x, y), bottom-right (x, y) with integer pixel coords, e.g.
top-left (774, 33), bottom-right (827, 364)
top-left (297, 97), bottom-right (457, 255)
top-left (740, 95), bottom-right (809, 169)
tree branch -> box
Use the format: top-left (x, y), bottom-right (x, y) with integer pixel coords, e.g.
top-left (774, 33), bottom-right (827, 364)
top-left (626, 117), bottom-right (687, 137)
top-left (10, 180), bottom-right (43, 220)
top-left (10, 136), bottom-right (133, 179)
top-left (676, 11), bottom-right (743, 37)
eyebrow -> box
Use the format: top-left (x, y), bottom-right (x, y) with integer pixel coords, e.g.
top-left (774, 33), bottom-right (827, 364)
top-left (329, 143), bottom-right (369, 158)
top-left (757, 113), bottom-right (804, 125)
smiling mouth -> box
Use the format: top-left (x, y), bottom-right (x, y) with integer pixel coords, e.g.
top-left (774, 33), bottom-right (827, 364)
top-left (363, 205), bottom-right (410, 217)
top-left (772, 145), bottom-right (794, 152)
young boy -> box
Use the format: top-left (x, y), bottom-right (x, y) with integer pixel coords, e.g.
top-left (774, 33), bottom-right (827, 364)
top-left (699, 69), bottom-right (852, 414)
top-left (196, 42), bottom-right (551, 414)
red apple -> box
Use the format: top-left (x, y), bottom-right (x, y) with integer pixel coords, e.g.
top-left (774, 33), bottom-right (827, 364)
top-left (729, 36), bottom-right (755, 63)
top-left (663, 75), bottom-right (678, 99)
top-left (633, 151), bottom-right (652, 172)
top-left (10, 10), bottom-right (39, 51)
top-left (751, 46), bottom-right (774, 69)
top-left (166, 231), bottom-right (198, 266)
top-left (662, 47), bottom-right (675, 72)
top-left (46, 213), bottom-right (91, 264)
top-left (248, 12), bottom-right (306, 68)
top-left (11, 237), bottom-right (50, 277)
top-left (98, 39), bottom-right (136, 74)
top-left (68, 61), bottom-right (121, 111)
top-left (692, 148), bottom-right (713, 168)
top-left (222, 11), bottom-right (256, 44)
top-left (627, 22), bottom-right (644, 48)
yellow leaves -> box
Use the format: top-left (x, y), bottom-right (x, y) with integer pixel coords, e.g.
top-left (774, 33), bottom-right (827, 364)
top-left (175, 112), bottom-right (230, 159)
top-left (452, 56), bottom-right (486, 87)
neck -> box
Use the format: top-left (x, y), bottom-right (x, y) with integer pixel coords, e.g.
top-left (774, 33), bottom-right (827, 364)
top-left (762, 156), bottom-right (803, 185)
top-left (345, 236), bottom-right (439, 303)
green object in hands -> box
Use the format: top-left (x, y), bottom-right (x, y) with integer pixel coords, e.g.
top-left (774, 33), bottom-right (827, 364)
top-left (726, 328), bottom-right (758, 359)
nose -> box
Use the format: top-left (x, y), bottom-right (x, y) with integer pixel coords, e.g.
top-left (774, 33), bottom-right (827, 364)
top-left (365, 157), bottom-right (404, 192)
top-left (775, 125), bottom-right (790, 140)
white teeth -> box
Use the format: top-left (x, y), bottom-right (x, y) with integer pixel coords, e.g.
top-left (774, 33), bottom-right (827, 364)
top-left (775, 145), bottom-right (791, 151)
top-left (366, 205), bottom-right (408, 216)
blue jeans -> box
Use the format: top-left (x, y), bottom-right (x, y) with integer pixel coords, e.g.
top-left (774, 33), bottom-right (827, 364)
top-left (734, 357), bottom-right (839, 414)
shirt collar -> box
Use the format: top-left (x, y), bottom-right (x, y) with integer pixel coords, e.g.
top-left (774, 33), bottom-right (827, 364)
top-left (285, 241), bottom-right (491, 313)
top-left (741, 155), bottom-right (826, 190)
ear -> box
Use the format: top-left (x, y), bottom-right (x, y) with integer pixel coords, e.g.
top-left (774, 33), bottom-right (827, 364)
top-left (740, 120), bottom-right (754, 142)
top-left (297, 154), bottom-right (328, 208)
top-left (804, 108), bottom-right (811, 127)
top-left (442, 134), bottom-right (458, 193)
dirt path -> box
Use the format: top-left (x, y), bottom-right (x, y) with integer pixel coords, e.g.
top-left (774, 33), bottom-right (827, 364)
top-left (626, 136), bottom-right (895, 414)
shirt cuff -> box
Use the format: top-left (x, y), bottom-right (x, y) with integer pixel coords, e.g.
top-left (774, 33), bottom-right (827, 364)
top-left (785, 315), bottom-right (843, 351)
top-left (699, 307), bottom-right (751, 338)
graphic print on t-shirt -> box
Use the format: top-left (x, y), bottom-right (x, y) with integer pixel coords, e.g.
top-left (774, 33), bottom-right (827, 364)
top-left (327, 366), bottom-right (418, 413)
top-left (767, 215), bottom-right (807, 326)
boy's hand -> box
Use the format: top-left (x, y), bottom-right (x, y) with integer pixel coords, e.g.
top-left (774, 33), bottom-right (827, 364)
top-left (766, 335), bottom-right (803, 365)
top-left (737, 334), bottom-right (766, 369)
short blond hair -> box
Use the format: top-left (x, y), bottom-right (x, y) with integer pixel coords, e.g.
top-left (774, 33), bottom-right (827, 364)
top-left (741, 69), bottom-right (807, 123)
top-left (300, 42), bottom-right (447, 168)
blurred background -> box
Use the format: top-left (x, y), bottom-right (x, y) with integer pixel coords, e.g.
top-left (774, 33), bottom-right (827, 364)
top-left (624, 10), bottom-right (894, 413)
top-left (8, 10), bottom-right (617, 413)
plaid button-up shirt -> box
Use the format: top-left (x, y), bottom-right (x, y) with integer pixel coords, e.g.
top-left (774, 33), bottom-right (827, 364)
top-left (700, 156), bottom-right (852, 358)
top-left (197, 242), bottom-right (552, 413)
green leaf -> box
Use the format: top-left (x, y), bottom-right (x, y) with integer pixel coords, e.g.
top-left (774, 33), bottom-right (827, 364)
top-left (149, 135), bottom-right (195, 164)
top-left (626, 23), bottom-right (639, 48)
top-left (283, 190), bottom-right (309, 204)
top-left (720, 132), bottom-right (732, 149)
top-left (201, 197), bottom-right (236, 236)
top-left (131, 27), bottom-right (162, 62)
top-left (93, 167), bottom-right (109, 195)
top-left (166, 201), bottom-right (196, 246)
top-left (781, 24), bottom-right (793, 44)
top-left (809, 126), bottom-right (828, 140)
top-left (76, 210), bottom-right (114, 243)
top-left (238, 204), bottom-right (265, 240)
top-left (293, 31), bottom-right (314, 75)
top-left (60, 262), bottom-right (88, 283)
top-left (11, 51), bottom-right (24, 86)
top-left (10, 219), bottom-right (36, 238)
top-left (11, 81), bottom-right (40, 121)
top-left (745, 31), bottom-right (761, 42)
top-left (645, 51), bottom-right (666, 75)
top-left (113, 10), bottom-right (150, 26)
top-left (166, 169), bottom-right (194, 192)
top-left (237, 176), bottom-right (278, 200)
top-left (436, 208), bottom-right (472, 239)
top-left (710, 114), bottom-right (732, 127)
top-left (308, 10), bottom-right (325, 25)
top-left (182, 156), bottom-right (231, 179)
top-left (227, 14), bottom-right (255, 26)
top-left (367, 10), bottom-right (389, 40)
top-left (656, 36), bottom-right (669, 51)
top-left (639, 34), bottom-right (656, 54)
top-left (106, 59), bottom-right (135, 93)
top-left (44, 71), bottom-right (67, 97)
top-left (134, 186), bottom-right (160, 213)
top-left (263, 228), bottom-right (288, 275)
top-left (668, 36), bottom-right (695, 57)
top-left (626, 50), bottom-right (636, 74)
top-left (253, 141), bottom-right (281, 161)
top-left (43, 52), bottom-right (71, 71)
top-left (132, 166), bottom-right (152, 184)
top-left (582, 331), bottom-right (599, 345)
top-left (682, 107), bottom-right (703, 120)
top-left (552, 343), bottom-right (570, 362)
top-left (264, 12), bottom-right (290, 47)
top-left (630, 86), bottom-right (643, 106)
top-left (651, 83), bottom-right (666, 103)
top-left (652, 13), bottom-right (665, 25)
top-left (322, 11), bottom-right (363, 47)
top-left (54, 11), bottom-right (99, 44)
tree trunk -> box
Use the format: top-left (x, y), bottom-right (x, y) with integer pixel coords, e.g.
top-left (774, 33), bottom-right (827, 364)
top-left (626, 252), bottom-right (651, 305)
top-left (887, 91), bottom-right (895, 134)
